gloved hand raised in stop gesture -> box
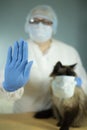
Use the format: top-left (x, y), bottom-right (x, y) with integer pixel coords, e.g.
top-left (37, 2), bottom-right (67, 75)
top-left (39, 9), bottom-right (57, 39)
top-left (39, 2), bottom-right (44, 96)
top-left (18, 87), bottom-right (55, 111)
top-left (3, 40), bottom-right (33, 92)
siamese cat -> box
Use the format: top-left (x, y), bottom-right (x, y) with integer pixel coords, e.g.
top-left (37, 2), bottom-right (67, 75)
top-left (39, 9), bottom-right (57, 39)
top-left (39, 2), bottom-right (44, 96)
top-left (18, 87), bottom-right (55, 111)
top-left (34, 61), bottom-right (87, 130)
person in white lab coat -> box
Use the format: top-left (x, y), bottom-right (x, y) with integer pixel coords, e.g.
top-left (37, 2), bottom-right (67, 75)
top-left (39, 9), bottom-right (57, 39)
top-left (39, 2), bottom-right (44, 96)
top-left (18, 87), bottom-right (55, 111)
top-left (1, 5), bottom-right (87, 113)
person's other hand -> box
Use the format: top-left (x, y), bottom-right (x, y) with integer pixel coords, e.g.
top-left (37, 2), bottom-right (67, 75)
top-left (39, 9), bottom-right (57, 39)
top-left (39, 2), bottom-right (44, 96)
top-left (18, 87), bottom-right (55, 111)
top-left (3, 40), bottom-right (33, 92)
top-left (75, 77), bottom-right (82, 87)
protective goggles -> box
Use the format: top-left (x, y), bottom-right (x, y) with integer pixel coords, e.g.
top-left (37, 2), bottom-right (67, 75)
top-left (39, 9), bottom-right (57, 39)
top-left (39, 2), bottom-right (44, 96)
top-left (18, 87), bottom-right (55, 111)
top-left (29, 17), bottom-right (53, 25)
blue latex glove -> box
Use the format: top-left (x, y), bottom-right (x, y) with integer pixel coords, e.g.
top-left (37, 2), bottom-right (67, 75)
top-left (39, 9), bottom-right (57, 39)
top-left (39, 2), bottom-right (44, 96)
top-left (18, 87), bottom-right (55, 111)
top-left (75, 77), bottom-right (82, 87)
top-left (3, 40), bottom-right (33, 92)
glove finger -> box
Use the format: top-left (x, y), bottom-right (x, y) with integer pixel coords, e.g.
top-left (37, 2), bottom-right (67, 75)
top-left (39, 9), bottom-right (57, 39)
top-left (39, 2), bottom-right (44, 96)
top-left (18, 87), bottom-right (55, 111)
top-left (6, 46), bottom-right (12, 66)
top-left (12, 41), bottom-right (19, 63)
top-left (24, 61), bottom-right (33, 78)
top-left (22, 41), bottom-right (28, 61)
top-left (14, 39), bottom-right (24, 68)
top-left (18, 39), bottom-right (24, 62)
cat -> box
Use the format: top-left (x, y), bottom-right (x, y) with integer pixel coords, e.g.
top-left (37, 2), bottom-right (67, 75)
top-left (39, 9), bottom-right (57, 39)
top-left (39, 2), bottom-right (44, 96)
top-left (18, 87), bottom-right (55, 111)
top-left (34, 61), bottom-right (87, 130)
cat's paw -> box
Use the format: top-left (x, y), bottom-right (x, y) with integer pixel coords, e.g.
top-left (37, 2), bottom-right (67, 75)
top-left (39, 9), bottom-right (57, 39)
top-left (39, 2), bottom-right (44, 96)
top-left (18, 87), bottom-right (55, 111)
top-left (34, 109), bottom-right (53, 119)
top-left (60, 126), bottom-right (69, 130)
top-left (34, 112), bottom-right (45, 118)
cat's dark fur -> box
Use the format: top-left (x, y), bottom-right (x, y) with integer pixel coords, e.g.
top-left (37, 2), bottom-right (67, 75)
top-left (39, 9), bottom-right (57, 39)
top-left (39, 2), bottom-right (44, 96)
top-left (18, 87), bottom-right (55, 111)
top-left (34, 61), bottom-right (87, 130)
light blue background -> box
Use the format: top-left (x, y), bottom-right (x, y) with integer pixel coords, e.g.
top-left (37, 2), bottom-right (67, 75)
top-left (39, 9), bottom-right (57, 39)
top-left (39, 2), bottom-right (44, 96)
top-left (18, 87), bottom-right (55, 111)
top-left (0, 0), bottom-right (87, 71)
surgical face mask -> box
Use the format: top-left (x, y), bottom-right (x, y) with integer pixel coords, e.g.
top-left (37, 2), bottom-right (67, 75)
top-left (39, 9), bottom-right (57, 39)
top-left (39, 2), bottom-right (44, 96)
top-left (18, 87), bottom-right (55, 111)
top-left (51, 76), bottom-right (77, 99)
top-left (28, 23), bottom-right (53, 43)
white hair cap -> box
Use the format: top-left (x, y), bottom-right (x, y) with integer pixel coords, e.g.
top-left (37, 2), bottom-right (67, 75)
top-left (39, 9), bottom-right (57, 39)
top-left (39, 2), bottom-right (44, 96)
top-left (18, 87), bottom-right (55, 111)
top-left (25, 5), bottom-right (58, 35)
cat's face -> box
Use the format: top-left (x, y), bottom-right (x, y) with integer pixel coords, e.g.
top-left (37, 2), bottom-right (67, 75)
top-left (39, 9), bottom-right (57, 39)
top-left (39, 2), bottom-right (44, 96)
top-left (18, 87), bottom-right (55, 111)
top-left (50, 61), bottom-right (77, 77)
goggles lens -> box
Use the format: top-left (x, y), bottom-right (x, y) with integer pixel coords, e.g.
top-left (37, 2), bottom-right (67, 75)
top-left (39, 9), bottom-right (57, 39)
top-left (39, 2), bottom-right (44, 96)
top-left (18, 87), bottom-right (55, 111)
top-left (29, 18), bottom-right (53, 25)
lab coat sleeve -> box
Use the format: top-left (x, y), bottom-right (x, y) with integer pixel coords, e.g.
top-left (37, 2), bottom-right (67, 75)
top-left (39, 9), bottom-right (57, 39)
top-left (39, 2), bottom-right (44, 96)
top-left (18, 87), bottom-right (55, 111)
top-left (0, 69), bottom-right (24, 101)
top-left (73, 49), bottom-right (87, 94)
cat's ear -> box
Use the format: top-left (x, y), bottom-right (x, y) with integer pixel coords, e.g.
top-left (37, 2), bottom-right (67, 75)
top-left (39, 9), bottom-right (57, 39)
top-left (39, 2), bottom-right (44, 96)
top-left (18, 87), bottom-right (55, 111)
top-left (50, 61), bottom-right (62, 77)
top-left (56, 61), bottom-right (62, 68)
top-left (70, 63), bottom-right (77, 69)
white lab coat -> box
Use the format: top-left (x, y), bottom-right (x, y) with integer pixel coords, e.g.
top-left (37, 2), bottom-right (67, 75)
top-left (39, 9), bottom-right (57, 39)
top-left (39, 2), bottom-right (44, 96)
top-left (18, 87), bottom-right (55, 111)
top-left (0, 39), bottom-right (87, 113)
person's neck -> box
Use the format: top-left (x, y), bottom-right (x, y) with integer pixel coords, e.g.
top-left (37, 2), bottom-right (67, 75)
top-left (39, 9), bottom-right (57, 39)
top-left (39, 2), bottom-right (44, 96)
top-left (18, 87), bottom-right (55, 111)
top-left (36, 39), bottom-right (52, 53)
